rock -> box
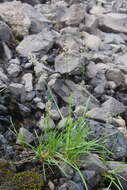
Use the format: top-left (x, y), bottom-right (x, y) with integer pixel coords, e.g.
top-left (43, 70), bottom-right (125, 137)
top-left (36, 74), bottom-right (47, 91)
top-left (9, 83), bottom-right (24, 97)
top-left (0, 21), bottom-right (12, 42)
top-left (17, 127), bottom-right (34, 145)
top-left (104, 33), bottom-right (125, 45)
top-left (58, 181), bottom-right (83, 190)
top-left (74, 106), bottom-right (86, 117)
top-left (22, 73), bottom-right (33, 92)
top-left (84, 33), bottom-right (102, 51)
top-left (0, 1), bottom-right (31, 37)
top-left (2, 43), bottom-right (12, 60)
top-left (50, 79), bottom-right (99, 109)
top-left (7, 64), bottom-right (21, 78)
top-left (116, 53), bottom-right (127, 73)
top-left (87, 97), bottom-right (125, 123)
top-left (57, 117), bottom-right (72, 129)
top-left (49, 109), bottom-right (60, 121)
top-left (88, 120), bottom-right (127, 159)
top-left (22, 2), bottom-right (51, 34)
top-left (0, 69), bottom-right (8, 84)
top-left (84, 14), bottom-right (98, 33)
top-left (38, 116), bottom-right (55, 130)
top-left (105, 69), bottom-right (125, 87)
top-left (36, 102), bottom-right (45, 110)
top-left (79, 154), bottom-right (107, 174)
top-left (61, 3), bottom-right (86, 25)
top-left (99, 13), bottom-right (127, 33)
top-left (60, 163), bottom-right (74, 179)
top-left (55, 53), bottom-right (84, 74)
top-left (16, 29), bottom-right (59, 56)
top-left (107, 161), bottom-right (127, 189)
top-left (113, 116), bottom-right (126, 128)
top-left (90, 5), bottom-right (106, 15)
top-left (17, 103), bottom-right (31, 118)
top-left (0, 134), bottom-right (8, 145)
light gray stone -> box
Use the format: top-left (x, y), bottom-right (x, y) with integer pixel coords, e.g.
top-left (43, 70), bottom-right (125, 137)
top-left (99, 13), bottom-right (127, 33)
top-left (7, 64), bottom-right (21, 77)
top-left (87, 97), bottom-right (125, 122)
top-left (16, 29), bottom-right (59, 56)
top-left (17, 127), bottom-right (34, 145)
top-left (22, 73), bottom-right (33, 92)
top-left (0, 1), bottom-right (31, 37)
top-left (9, 83), bottom-right (24, 96)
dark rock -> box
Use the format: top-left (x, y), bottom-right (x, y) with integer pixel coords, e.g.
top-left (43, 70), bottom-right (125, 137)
top-left (88, 120), bottom-right (127, 159)
top-left (49, 79), bottom-right (99, 109)
top-left (87, 97), bottom-right (125, 123)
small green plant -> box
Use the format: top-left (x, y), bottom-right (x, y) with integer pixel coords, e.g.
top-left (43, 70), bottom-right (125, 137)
top-left (13, 114), bottom-right (108, 190)
top-left (103, 165), bottom-right (127, 190)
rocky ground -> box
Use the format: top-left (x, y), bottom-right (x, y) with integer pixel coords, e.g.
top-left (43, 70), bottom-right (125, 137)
top-left (0, 0), bottom-right (127, 189)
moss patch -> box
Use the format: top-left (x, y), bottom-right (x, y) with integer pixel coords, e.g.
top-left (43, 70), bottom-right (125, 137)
top-left (12, 171), bottom-right (43, 190)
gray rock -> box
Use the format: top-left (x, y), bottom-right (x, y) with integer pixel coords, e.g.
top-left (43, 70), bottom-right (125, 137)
top-left (60, 3), bottom-right (86, 25)
top-left (9, 83), bottom-right (24, 97)
top-left (0, 21), bottom-right (12, 42)
top-left (22, 73), bottom-right (33, 92)
top-left (99, 13), bottom-right (127, 33)
top-left (55, 53), bottom-right (84, 74)
top-left (38, 117), bottom-right (55, 130)
top-left (50, 79), bottom-right (99, 109)
top-left (36, 74), bottom-right (47, 91)
top-left (17, 127), bottom-right (34, 145)
top-left (84, 33), bottom-right (102, 51)
top-left (88, 120), bottom-right (127, 159)
top-left (36, 102), bottom-right (45, 110)
top-left (85, 13), bottom-right (98, 33)
top-left (57, 117), bottom-right (72, 129)
top-left (104, 33), bottom-right (125, 45)
top-left (0, 1), bottom-right (31, 37)
top-left (7, 64), bottom-right (21, 77)
top-left (49, 109), bottom-right (60, 121)
top-left (74, 106), bottom-right (86, 117)
top-left (18, 103), bottom-right (31, 117)
top-left (16, 29), bottom-right (59, 56)
top-left (2, 42), bottom-right (12, 60)
top-left (116, 53), bottom-right (127, 73)
top-left (0, 69), bottom-right (8, 84)
top-left (0, 134), bottom-right (8, 145)
top-left (22, 3), bottom-right (52, 34)
top-left (79, 154), bottom-right (107, 174)
top-left (87, 97), bottom-right (125, 123)
top-left (60, 163), bottom-right (74, 179)
top-left (106, 69), bottom-right (125, 87)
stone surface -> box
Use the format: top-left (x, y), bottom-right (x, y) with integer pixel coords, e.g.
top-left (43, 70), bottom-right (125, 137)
top-left (88, 120), bottom-right (127, 159)
top-left (87, 97), bottom-right (125, 122)
top-left (50, 79), bottom-right (99, 109)
top-left (16, 29), bottom-right (59, 56)
top-left (0, 1), bottom-right (31, 37)
top-left (17, 127), bottom-right (34, 145)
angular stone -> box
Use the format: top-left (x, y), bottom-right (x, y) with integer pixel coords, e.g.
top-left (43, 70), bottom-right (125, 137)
top-left (50, 79), bottom-right (99, 109)
top-left (99, 13), bottom-right (127, 33)
top-left (55, 53), bottom-right (84, 74)
top-left (87, 97), bottom-right (125, 122)
top-left (22, 73), bottom-right (33, 92)
top-left (9, 83), bottom-right (24, 97)
top-left (0, 1), bottom-right (31, 37)
top-left (17, 127), bottom-right (34, 145)
top-left (88, 120), bottom-right (127, 159)
top-left (16, 29), bottom-right (59, 56)
top-left (7, 64), bottom-right (21, 77)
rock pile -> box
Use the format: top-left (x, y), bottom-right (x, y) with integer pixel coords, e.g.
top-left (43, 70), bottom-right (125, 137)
top-left (0, 0), bottom-right (127, 189)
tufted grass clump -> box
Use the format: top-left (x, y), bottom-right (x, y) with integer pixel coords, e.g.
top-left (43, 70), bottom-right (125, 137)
top-left (12, 171), bottom-right (43, 190)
